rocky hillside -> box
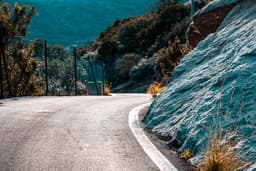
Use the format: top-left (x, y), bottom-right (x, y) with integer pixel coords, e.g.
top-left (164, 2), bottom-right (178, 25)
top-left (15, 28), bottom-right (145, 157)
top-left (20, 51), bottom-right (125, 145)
top-left (143, 0), bottom-right (256, 169)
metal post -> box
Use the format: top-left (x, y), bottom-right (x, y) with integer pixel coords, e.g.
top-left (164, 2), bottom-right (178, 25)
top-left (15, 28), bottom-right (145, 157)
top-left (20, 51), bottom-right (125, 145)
top-left (44, 40), bottom-right (49, 96)
top-left (0, 53), bottom-right (3, 98)
top-left (102, 63), bottom-right (105, 95)
top-left (1, 48), bottom-right (12, 97)
top-left (191, 0), bottom-right (195, 16)
top-left (88, 57), bottom-right (100, 95)
top-left (73, 48), bottom-right (78, 96)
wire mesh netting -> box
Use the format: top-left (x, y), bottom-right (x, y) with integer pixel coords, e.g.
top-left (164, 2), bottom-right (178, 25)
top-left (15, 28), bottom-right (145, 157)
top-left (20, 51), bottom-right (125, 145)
top-left (28, 39), bottom-right (105, 96)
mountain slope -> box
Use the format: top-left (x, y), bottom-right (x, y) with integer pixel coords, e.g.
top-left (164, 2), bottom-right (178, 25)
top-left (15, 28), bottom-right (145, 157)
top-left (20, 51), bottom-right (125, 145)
top-left (9, 0), bottom-right (155, 46)
top-left (143, 0), bottom-right (256, 169)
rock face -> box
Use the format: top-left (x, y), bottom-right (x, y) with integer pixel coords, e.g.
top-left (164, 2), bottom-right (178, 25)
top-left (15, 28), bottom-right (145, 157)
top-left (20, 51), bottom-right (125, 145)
top-left (186, 0), bottom-right (236, 48)
top-left (143, 0), bottom-right (256, 168)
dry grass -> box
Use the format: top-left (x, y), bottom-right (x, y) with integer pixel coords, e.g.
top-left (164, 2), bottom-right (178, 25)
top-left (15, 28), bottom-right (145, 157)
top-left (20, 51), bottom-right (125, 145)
top-left (198, 81), bottom-right (245, 171)
top-left (147, 81), bottom-right (166, 98)
top-left (200, 133), bottom-right (244, 171)
top-left (104, 87), bottom-right (111, 96)
top-left (181, 148), bottom-right (192, 160)
top-left (104, 81), bottom-right (112, 96)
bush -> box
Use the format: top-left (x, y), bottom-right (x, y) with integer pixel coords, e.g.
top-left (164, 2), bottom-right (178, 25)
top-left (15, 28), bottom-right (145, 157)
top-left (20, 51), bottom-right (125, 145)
top-left (115, 53), bottom-right (141, 82)
top-left (104, 81), bottom-right (112, 96)
top-left (0, 1), bottom-right (43, 97)
top-left (130, 57), bottom-right (155, 82)
top-left (154, 38), bottom-right (187, 82)
top-left (98, 40), bottom-right (117, 60)
top-left (147, 81), bottom-right (166, 98)
top-left (200, 133), bottom-right (244, 171)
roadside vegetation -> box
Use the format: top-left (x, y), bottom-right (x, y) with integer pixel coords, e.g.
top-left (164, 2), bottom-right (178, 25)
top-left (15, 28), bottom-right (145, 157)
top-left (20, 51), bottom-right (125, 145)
top-left (0, 0), bottom-right (89, 98)
top-left (199, 84), bottom-right (245, 171)
top-left (79, 2), bottom-right (193, 91)
top-left (0, 1), bottom-right (44, 98)
top-left (147, 81), bottom-right (166, 98)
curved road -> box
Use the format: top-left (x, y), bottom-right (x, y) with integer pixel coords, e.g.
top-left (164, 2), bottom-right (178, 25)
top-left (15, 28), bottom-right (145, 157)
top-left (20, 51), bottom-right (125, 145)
top-left (0, 94), bottom-right (161, 171)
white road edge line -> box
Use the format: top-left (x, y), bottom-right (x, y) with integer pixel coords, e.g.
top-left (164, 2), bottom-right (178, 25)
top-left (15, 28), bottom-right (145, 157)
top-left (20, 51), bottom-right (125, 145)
top-left (129, 102), bottom-right (178, 171)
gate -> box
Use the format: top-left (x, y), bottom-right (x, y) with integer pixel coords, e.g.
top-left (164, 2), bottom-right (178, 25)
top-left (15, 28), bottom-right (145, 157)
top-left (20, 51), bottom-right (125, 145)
top-left (74, 48), bottom-right (105, 96)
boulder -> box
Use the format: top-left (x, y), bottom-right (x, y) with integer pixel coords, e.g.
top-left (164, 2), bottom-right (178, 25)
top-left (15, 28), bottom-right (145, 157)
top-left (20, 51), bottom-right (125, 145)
top-left (186, 0), bottom-right (236, 48)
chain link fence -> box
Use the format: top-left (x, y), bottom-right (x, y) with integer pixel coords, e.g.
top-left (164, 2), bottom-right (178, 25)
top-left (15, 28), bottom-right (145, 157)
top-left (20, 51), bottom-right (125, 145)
top-left (29, 39), bottom-right (105, 96)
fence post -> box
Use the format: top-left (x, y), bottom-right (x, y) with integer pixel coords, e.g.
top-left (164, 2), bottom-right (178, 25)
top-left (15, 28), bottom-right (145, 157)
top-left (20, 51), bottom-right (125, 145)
top-left (1, 48), bottom-right (12, 97)
top-left (44, 40), bottom-right (49, 96)
top-left (73, 48), bottom-right (78, 96)
top-left (0, 53), bottom-right (3, 98)
top-left (88, 57), bottom-right (100, 95)
top-left (102, 63), bottom-right (105, 95)
top-left (191, 0), bottom-right (195, 16)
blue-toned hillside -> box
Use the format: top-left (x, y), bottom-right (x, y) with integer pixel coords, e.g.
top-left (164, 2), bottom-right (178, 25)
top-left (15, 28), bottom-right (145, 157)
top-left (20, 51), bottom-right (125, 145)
top-left (9, 0), bottom-right (155, 46)
top-left (144, 0), bottom-right (256, 169)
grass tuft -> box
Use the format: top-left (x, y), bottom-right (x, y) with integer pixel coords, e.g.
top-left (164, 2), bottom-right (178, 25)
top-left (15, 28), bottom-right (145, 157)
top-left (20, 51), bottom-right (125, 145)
top-left (200, 133), bottom-right (244, 171)
top-left (181, 148), bottom-right (192, 160)
top-left (147, 81), bottom-right (166, 98)
top-left (104, 81), bottom-right (112, 96)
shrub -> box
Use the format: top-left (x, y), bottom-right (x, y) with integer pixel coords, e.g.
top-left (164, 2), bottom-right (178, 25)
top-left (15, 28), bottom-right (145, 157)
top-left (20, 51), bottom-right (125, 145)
top-left (115, 53), bottom-right (141, 82)
top-left (147, 81), bottom-right (166, 98)
top-left (130, 57), bottom-right (155, 82)
top-left (0, 1), bottom-right (43, 98)
top-left (181, 148), bottom-right (192, 160)
top-left (98, 40), bottom-right (117, 60)
top-left (199, 83), bottom-right (245, 171)
top-left (154, 37), bottom-right (185, 82)
top-left (104, 81), bottom-right (112, 96)
top-left (200, 133), bottom-right (244, 171)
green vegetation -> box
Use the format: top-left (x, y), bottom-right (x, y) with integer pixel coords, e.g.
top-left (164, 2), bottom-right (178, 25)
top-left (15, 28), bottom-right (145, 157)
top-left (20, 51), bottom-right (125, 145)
top-left (147, 81), bottom-right (166, 98)
top-left (0, 1), bottom-right (44, 98)
top-left (80, 3), bottom-right (191, 91)
top-left (33, 40), bottom-right (88, 96)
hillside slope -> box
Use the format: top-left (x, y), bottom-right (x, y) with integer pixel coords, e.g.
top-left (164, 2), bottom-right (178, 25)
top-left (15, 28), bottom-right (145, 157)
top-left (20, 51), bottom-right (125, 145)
top-left (143, 0), bottom-right (256, 169)
top-left (79, 4), bottom-right (191, 90)
top-left (9, 0), bottom-right (155, 46)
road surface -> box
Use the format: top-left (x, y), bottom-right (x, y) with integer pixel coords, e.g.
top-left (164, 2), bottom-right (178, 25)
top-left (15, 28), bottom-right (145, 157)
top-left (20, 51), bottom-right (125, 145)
top-left (0, 94), bottom-right (162, 171)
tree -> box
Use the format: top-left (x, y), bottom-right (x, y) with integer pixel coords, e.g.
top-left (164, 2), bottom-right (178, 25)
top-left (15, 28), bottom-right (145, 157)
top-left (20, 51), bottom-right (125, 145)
top-left (0, 1), bottom-right (43, 97)
top-left (158, 0), bottom-right (178, 8)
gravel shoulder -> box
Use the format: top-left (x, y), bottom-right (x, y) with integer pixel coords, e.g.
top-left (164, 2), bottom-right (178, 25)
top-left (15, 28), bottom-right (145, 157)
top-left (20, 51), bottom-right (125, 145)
top-left (138, 105), bottom-right (195, 171)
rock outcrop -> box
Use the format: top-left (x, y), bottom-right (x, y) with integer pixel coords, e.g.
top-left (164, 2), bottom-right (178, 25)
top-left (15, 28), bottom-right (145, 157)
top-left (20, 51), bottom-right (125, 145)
top-left (186, 0), bottom-right (236, 48)
top-left (143, 0), bottom-right (256, 169)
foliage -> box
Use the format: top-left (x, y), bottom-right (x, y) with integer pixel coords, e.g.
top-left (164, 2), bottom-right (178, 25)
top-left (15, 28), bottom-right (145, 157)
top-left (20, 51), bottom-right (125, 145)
top-left (0, 1), bottom-right (44, 97)
top-left (83, 3), bottom-right (191, 89)
top-left (115, 53), bottom-right (140, 83)
top-left (97, 40), bottom-right (117, 60)
top-left (158, 0), bottom-right (178, 8)
top-left (130, 57), bottom-right (155, 82)
top-left (104, 81), bottom-right (112, 96)
top-left (199, 84), bottom-right (245, 171)
top-left (147, 81), bottom-right (166, 98)
top-left (34, 42), bottom-right (87, 96)
top-left (200, 133), bottom-right (244, 171)
top-left (154, 37), bottom-right (189, 82)
top-left (181, 148), bottom-right (192, 160)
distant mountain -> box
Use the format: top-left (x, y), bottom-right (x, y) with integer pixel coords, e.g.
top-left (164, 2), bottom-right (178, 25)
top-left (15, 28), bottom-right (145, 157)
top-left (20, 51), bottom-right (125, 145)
top-left (8, 0), bottom-right (156, 46)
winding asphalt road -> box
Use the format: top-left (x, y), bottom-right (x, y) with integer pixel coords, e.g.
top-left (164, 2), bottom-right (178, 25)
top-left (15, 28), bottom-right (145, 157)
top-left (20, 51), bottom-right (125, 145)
top-left (0, 94), bottom-right (161, 171)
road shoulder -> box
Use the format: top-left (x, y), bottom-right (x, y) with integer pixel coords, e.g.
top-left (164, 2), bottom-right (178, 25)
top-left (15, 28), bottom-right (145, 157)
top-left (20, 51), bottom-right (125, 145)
top-left (138, 104), bottom-right (195, 171)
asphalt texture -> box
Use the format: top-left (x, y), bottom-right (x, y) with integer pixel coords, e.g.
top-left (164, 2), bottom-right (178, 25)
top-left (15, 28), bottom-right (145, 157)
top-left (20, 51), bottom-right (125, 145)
top-left (0, 94), bottom-right (160, 171)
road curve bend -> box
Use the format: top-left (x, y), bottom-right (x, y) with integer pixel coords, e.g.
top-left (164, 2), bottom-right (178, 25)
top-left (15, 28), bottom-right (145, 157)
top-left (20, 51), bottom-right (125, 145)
top-left (0, 94), bottom-right (162, 171)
